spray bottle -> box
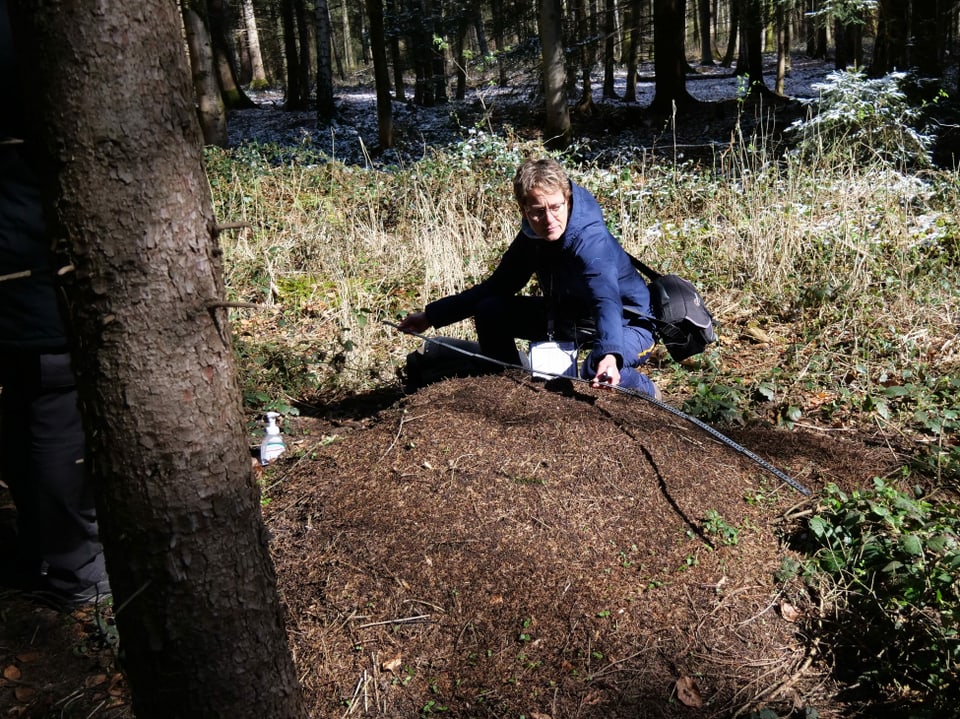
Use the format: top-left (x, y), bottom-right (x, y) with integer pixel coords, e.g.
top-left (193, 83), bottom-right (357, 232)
top-left (259, 411), bottom-right (286, 466)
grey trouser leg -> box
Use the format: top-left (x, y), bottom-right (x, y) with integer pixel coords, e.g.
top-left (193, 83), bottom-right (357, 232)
top-left (0, 352), bottom-right (105, 593)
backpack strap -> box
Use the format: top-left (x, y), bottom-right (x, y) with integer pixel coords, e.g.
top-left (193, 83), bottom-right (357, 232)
top-left (626, 252), bottom-right (662, 282)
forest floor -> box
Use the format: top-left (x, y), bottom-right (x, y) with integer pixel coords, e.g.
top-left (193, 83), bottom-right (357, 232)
top-left (0, 57), bottom-right (933, 718)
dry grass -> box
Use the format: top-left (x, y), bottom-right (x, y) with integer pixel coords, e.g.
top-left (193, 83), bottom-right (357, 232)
top-left (207, 115), bottom-right (960, 460)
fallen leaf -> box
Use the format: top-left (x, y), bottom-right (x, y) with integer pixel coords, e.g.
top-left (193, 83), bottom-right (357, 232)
top-left (85, 673), bottom-right (108, 688)
top-left (15, 652), bottom-right (41, 664)
top-left (109, 673), bottom-right (126, 697)
top-left (675, 675), bottom-right (703, 708)
top-left (582, 690), bottom-right (603, 706)
top-left (14, 686), bottom-right (36, 702)
top-left (381, 654), bottom-right (402, 673)
top-left (743, 326), bottom-right (772, 344)
top-left (780, 601), bottom-right (801, 622)
top-left (3, 665), bottom-right (22, 681)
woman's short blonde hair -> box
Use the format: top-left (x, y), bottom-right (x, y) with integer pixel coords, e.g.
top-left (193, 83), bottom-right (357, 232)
top-left (512, 157), bottom-right (571, 206)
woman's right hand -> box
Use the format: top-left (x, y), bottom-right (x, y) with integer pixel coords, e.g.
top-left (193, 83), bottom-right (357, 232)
top-left (397, 311), bottom-right (430, 334)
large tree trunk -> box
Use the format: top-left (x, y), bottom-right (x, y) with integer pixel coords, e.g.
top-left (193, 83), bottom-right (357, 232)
top-left (181, 0), bottom-right (228, 146)
top-left (7, 2), bottom-right (306, 717)
top-left (540, 0), bottom-right (571, 149)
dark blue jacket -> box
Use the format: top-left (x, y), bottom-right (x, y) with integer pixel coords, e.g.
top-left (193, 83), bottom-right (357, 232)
top-left (426, 181), bottom-right (653, 362)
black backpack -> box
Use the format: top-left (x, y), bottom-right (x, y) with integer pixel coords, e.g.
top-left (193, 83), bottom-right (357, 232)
top-left (628, 255), bottom-right (717, 362)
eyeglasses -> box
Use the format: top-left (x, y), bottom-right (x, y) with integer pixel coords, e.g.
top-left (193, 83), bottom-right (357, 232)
top-left (524, 200), bottom-right (566, 222)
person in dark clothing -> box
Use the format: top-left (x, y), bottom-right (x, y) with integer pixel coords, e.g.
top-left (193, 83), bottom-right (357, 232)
top-left (399, 157), bottom-right (660, 398)
top-left (0, 0), bottom-right (109, 604)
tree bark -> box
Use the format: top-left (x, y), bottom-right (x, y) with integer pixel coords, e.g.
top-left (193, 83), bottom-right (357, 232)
top-left (7, 2), bottom-right (306, 717)
top-left (697, 0), bottom-right (714, 64)
top-left (721, 0), bottom-right (739, 66)
top-left (386, 0), bottom-right (405, 100)
top-left (207, 0), bottom-right (256, 108)
top-left (341, 0), bottom-right (355, 73)
top-left (281, 0), bottom-right (308, 108)
top-left (603, 0), bottom-right (620, 98)
top-left (623, 0), bottom-right (642, 102)
top-left (540, 0), bottom-right (571, 148)
top-left (650, 0), bottom-right (696, 112)
top-left (741, 0), bottom-right (770, 91)
top-left (367, 0), bottom-right (394, 149)
top-left (315, 0), bottom-right (336, 120)
top-left (242, 0), bottom-right (268, 87)
top-left (775, 0), bottom-right (788, 95)
top-left (181, 0), bottom-right (228, 147)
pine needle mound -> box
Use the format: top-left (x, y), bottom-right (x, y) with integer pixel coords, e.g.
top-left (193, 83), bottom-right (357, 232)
top-left (266, 373), bottom-right (896, 718)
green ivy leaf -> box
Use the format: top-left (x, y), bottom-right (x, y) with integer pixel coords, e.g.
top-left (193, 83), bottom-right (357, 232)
top-left (899, 534), bottom-right (924, 556)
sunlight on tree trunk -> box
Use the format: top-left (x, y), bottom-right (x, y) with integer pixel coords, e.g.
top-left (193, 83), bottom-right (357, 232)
top-left (181, 0), bottom-right (227, 147)
top-left (241, 0), bottom-right (268, 87)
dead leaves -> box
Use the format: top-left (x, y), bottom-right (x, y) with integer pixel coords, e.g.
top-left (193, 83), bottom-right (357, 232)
top-left (674, 675), bottom-right (704, 708)
top-left (2, 654), bottom-right (126, 712)
top-left (381, 653), bottom-right (402, 673)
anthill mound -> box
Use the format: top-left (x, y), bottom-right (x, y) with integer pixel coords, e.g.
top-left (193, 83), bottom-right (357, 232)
top-left (266, 372), bottom-right (899, 718)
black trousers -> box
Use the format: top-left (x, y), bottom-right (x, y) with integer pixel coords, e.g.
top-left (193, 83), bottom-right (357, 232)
top-left (472, 294), bottom-right (657, 394)
top-left (0, 351), bottom-right (106, 593)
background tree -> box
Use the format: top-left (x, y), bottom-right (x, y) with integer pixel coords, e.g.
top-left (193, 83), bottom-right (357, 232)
top-left (315, 0), bottom-right (336, 120)
top-left (872, 0), bottom-right (957, 76)
top-left (182, 0), bottom-right (228, 146)
top-left (602, 0), bottom-right (620, 98)
top-left (385, 0), bottom-right (406, 100)
top-left (622, 0), bottom-right (644, 101)
top-left (697, 0), bottom-right (715, 64)
top-left (208, 0), bottom-right (257, 108)
top-left (281, 0), bottom-right (311, 108)
top-left (7, 1), bottom-right (306, 716)
top-left (540, 0), bottom-right (571, 148)
top-left (239, 0), bottom-right (269, 87)
top-left (650, 0), bottom-right (696, 112)
top-left (367, 0), bottom-right (395, 148)
top-left (572, 0), bottom-right (597, 111)
top-left (739, 0), bottom-right (774, 93)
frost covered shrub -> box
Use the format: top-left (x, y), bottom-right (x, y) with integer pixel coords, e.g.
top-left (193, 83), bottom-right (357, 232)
top-left (787, 69), bottom-right (935, 169)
